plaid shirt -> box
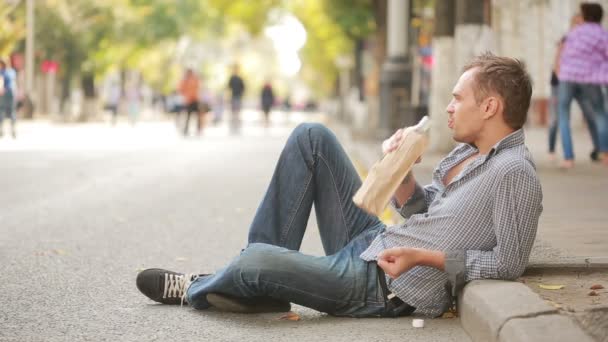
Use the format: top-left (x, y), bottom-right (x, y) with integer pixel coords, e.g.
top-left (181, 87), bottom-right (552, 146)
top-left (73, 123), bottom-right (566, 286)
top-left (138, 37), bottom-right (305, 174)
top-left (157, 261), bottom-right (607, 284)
top-left (360, 129), bottom-right (543, 317)
top-left (559, 23), bottom-right (608, 85)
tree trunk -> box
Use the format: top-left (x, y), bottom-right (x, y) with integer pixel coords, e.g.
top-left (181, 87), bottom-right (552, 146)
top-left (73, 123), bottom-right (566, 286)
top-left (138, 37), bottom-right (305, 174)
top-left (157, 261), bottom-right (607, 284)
top-left (79, 72), bottom-right (96, 121)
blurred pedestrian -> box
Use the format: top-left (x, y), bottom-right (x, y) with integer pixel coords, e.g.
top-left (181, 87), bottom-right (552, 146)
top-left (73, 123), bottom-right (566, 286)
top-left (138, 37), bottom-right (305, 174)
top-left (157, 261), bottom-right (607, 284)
top-left (107, 81), bottom-right (121, 126)
top-left (212, 91), bottom-right (224, 125)
top-left (0, 59), bottom-right (17, 138)
top-left (228, 65), bottom-right (245, 133)
top-left (557, 2), bottom-right (608, 168)
top-left (125, 81), bottom-right (141, 127)
top-left (260, 81), bottom-right (275, 126)
top-left (548, 14), bottom-right (594, 161)
top-left (179, 69), bottom-right (202, 136)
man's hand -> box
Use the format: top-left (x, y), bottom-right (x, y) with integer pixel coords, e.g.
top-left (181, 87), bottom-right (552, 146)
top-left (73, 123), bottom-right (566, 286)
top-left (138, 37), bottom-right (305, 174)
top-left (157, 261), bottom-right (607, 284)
top-left (381, 128), bottom-right (423, 163)
top-left (377, 248), bottom-right (446, 279)
top-left (382, 129), bottom-right (405, 155)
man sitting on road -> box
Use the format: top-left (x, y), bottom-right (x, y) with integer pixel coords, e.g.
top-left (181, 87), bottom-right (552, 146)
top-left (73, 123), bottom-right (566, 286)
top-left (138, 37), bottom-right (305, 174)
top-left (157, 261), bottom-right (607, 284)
top-left (136, 53), bottom-right (543, 318)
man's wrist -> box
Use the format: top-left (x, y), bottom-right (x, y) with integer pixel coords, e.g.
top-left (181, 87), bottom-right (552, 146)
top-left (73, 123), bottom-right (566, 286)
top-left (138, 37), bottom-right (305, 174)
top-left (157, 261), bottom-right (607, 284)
top-left (401, 171), bottom-right (413, 185)
top-left (416, 249), bottom-right (446, 271)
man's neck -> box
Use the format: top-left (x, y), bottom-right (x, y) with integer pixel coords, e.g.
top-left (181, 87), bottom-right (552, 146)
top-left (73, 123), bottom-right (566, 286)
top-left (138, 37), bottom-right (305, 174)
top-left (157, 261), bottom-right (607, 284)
top-left (474, 126), bottom-right (516, 155)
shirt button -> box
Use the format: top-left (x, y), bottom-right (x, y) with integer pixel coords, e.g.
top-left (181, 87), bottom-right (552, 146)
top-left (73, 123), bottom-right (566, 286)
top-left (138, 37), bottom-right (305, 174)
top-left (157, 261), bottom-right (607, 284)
top-left (442, 193), bottom-right (447, 198)
top-left (424, 213), bottom-right (429, 218)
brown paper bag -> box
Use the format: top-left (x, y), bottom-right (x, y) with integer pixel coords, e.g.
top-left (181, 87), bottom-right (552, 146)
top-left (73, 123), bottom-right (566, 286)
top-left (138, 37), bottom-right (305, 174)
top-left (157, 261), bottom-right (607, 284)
top-left (353, 124), bottom-right (429, 216)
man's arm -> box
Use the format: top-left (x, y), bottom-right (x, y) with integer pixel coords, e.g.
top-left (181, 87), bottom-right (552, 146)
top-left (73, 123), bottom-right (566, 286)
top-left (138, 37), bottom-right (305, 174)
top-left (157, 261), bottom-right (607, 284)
top-left (378, 167), bottom-right (543, 281)
top-left (382, 128), bottom-right (439, 218)
top-left (390, 172), bottom-right (439, 219)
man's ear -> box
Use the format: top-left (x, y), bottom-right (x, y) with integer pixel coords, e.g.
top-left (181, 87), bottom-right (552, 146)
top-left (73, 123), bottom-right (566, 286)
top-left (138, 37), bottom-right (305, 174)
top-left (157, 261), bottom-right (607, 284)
top-left (481, 96), bottom-right (501, 119)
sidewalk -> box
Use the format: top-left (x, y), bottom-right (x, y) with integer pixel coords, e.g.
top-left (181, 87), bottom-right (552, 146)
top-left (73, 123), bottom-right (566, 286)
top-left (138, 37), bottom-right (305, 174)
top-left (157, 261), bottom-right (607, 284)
top-left (328, 118), bottom-right (607, 342)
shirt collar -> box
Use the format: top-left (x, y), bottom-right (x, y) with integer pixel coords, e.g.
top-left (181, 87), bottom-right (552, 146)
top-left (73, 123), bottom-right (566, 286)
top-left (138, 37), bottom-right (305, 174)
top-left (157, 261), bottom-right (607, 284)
top-left (463, 129), bottom-right (525, 160)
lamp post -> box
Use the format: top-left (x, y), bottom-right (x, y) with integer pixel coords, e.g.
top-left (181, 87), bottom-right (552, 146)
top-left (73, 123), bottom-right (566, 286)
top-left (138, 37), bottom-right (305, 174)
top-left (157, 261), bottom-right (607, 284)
top-left (25, 0), bottom-right (34, 97)
top-left (378, 0), bottom-right (413, 138)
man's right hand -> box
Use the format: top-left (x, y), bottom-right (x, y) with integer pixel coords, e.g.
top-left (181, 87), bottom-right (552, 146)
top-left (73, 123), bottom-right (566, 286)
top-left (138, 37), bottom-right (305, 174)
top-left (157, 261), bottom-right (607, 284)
top-left (381, 128), bottom-right (405, 155)
top-left (381, 128), bottom-right (423, 164)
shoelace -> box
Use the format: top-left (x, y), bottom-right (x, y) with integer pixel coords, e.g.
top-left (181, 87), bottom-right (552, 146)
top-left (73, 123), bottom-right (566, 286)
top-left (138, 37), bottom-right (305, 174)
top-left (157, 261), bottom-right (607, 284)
top-left (163, 273), bottom-right (198, 306)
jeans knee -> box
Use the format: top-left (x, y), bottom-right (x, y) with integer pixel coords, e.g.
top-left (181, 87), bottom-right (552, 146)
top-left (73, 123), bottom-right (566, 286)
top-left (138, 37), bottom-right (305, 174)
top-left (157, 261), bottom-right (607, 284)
top-left (236, 243), bottom-right (282, 270)
top-left (293, 122), bottom-right (333, 142)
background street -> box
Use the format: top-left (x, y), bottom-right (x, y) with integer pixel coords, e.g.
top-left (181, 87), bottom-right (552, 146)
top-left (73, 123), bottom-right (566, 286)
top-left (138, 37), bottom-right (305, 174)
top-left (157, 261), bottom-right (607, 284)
top-left (0, 112), bottom-right (470, 342)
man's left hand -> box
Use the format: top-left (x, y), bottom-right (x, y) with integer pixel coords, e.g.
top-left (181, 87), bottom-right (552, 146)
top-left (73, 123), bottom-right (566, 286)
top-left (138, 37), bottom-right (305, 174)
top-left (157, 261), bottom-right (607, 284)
top-left (377, 247), bottom-right (422, 279)
top-left (377, 247), bottom-right (446, 279)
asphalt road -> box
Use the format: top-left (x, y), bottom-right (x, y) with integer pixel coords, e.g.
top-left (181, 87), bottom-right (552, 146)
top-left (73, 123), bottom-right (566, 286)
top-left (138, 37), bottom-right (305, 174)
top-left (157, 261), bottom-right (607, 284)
top-left (0, 114), bottom-right (470, 342)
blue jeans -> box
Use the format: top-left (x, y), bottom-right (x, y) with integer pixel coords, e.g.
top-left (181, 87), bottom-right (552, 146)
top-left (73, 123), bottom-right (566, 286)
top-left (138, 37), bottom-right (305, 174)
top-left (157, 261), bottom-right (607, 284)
top-left (186, 123), bottom-right (397, 317)
top-left (557, 81), bottom-right (603, 159)
top-left (0, 92), bottom-right (16, 128)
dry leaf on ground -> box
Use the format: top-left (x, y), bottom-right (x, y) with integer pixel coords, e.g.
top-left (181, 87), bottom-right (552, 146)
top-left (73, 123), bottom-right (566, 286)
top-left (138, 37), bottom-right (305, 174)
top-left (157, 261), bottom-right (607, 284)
top-left (278, 311), bottom-right (301, 321)
top-left (588, 290), bottom-right (599, 296)
top-left (538, 284), bottom-right (564, 290)
top-left (590, 284), bottom-right (604, 290)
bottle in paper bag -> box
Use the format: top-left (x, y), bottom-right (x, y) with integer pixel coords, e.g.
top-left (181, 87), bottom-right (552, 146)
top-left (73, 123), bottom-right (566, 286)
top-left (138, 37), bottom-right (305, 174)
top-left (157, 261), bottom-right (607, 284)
top-left (353, 116), bottom-right (431, 216)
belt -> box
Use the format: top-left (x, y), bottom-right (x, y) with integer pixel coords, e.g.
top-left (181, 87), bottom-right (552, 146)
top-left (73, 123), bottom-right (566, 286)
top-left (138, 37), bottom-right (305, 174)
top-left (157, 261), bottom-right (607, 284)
top-left (375, 263), bottom-right (416, 316)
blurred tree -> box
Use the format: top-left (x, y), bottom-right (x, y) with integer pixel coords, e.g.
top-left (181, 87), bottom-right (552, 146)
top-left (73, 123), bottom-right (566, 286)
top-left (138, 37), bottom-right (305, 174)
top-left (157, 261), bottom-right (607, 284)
top-left (208, 0), bottom-right (281, 35)
top-left (323, 0), bottom-right (376, 40)
top-left (0, 2), bottom-right (25, 57)
top-left (290, 0), bottom-right (353, 96)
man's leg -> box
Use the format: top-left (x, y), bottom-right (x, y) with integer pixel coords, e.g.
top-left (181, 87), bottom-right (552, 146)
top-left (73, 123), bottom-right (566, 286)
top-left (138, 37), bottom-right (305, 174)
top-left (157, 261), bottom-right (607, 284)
top-left (187, 231), bottom-right (387, 317)
top-left (183, 107), bottom-right (192, 136)
top-left (574, 84), bottom-right (601, 155)
top-left (557, 81), bottom-right (576, 163)
top-left (548, 85), bottom-right (559, 155)
top-left (247, 123), bottom-right (383, 255)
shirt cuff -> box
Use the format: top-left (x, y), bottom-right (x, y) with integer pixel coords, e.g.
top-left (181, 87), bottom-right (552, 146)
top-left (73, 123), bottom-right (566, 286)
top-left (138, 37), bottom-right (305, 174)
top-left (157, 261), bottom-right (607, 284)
top-left (391, 183), bottom-right (427, 219)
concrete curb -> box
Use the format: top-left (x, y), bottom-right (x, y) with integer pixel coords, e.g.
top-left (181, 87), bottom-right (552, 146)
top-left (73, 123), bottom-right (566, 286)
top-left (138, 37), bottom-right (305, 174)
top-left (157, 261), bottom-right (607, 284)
top-left (458, 280), bottom-right (595, 342)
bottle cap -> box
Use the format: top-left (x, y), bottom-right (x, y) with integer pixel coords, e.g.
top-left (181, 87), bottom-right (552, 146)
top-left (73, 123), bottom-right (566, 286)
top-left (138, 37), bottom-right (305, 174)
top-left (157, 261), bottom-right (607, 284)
top-left (412, 318), bottom-right (425, 328)
top-left (413, 116), bottom-right (431, 133)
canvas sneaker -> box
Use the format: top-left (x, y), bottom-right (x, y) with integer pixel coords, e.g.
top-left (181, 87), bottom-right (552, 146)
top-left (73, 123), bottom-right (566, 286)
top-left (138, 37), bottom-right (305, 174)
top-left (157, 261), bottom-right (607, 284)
top-left (136, 268), bottom-right (199, 305)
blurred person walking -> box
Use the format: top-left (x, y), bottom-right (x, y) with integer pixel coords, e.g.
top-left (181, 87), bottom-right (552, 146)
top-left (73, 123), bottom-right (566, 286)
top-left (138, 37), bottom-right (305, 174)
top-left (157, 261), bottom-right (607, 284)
top-left (260, 81), bottom-right (275, 127)
top-left (125, 82), bottom-right (141, 127)
top-left (107, 82), bottom-right (121, 126)
top-left (228, 65), bottom-right (245, 134)
top-left (179, 69), bottom-right (202, 136)
top-left (557, 2), bottom-right (608, 168)
top-left (0, 59), bottom-right (18, 138)
top-left (212, 91), bottom-right (224, 125)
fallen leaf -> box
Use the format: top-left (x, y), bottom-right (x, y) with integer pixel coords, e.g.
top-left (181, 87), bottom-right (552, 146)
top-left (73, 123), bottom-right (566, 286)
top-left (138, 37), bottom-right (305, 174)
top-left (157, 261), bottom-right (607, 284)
top-left (590, 284), bottom-right (604, 290)
top-left (175, 257), bottom-right (188, 262)
top-left (136, 268), bottom-right (145, 272)
top-left (52, 249), bottom-right (67, 256)
top-left (550, 302), bottom-right (562, 309)
top-left (278, 311), bottom-right (301, 321)
top-left (588, 290), bottom-right (599, 296)
top-left (442, 311), bottom-right (456, 318)
top-left (539, 284), bottom-right (564, 290)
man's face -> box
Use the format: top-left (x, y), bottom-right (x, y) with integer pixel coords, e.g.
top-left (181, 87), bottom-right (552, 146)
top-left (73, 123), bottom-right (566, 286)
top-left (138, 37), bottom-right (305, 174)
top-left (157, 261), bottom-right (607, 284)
top-left (445, 68), bottom-right (486, 144)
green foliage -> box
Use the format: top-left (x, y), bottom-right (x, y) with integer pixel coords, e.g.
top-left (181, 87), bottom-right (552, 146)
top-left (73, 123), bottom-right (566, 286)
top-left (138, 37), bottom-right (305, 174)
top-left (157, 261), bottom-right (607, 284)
top-left (0, 2), bottom-right (25, 58)
top-left (323, 0), bottom-right (376, 39)
top-left (290, 0), bottom-right (353, 96)
top-left (4, 0), bottom-right (377, 98)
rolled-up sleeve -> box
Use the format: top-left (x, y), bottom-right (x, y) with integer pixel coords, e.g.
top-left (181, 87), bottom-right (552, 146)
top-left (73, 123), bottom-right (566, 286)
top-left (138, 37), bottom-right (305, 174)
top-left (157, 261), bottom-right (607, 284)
top-left (464, 167), bottom-right (543, 281)
top-left (391, 182), bottom-right (439, 219)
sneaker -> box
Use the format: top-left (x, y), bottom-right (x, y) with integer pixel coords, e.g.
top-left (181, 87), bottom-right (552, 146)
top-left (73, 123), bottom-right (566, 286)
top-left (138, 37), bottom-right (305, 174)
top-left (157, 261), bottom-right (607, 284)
top-left (136, 268), bottom-right (199, 305)
top-left (591, 150), bottom-right (599, 162)
top-left (206, 293), bottom-right (291, 313)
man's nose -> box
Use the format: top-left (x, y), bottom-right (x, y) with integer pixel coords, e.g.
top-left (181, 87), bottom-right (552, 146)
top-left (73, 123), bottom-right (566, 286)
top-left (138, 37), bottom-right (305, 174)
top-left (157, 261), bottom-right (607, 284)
top-left (446, 103), bottom-right (454, 113)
